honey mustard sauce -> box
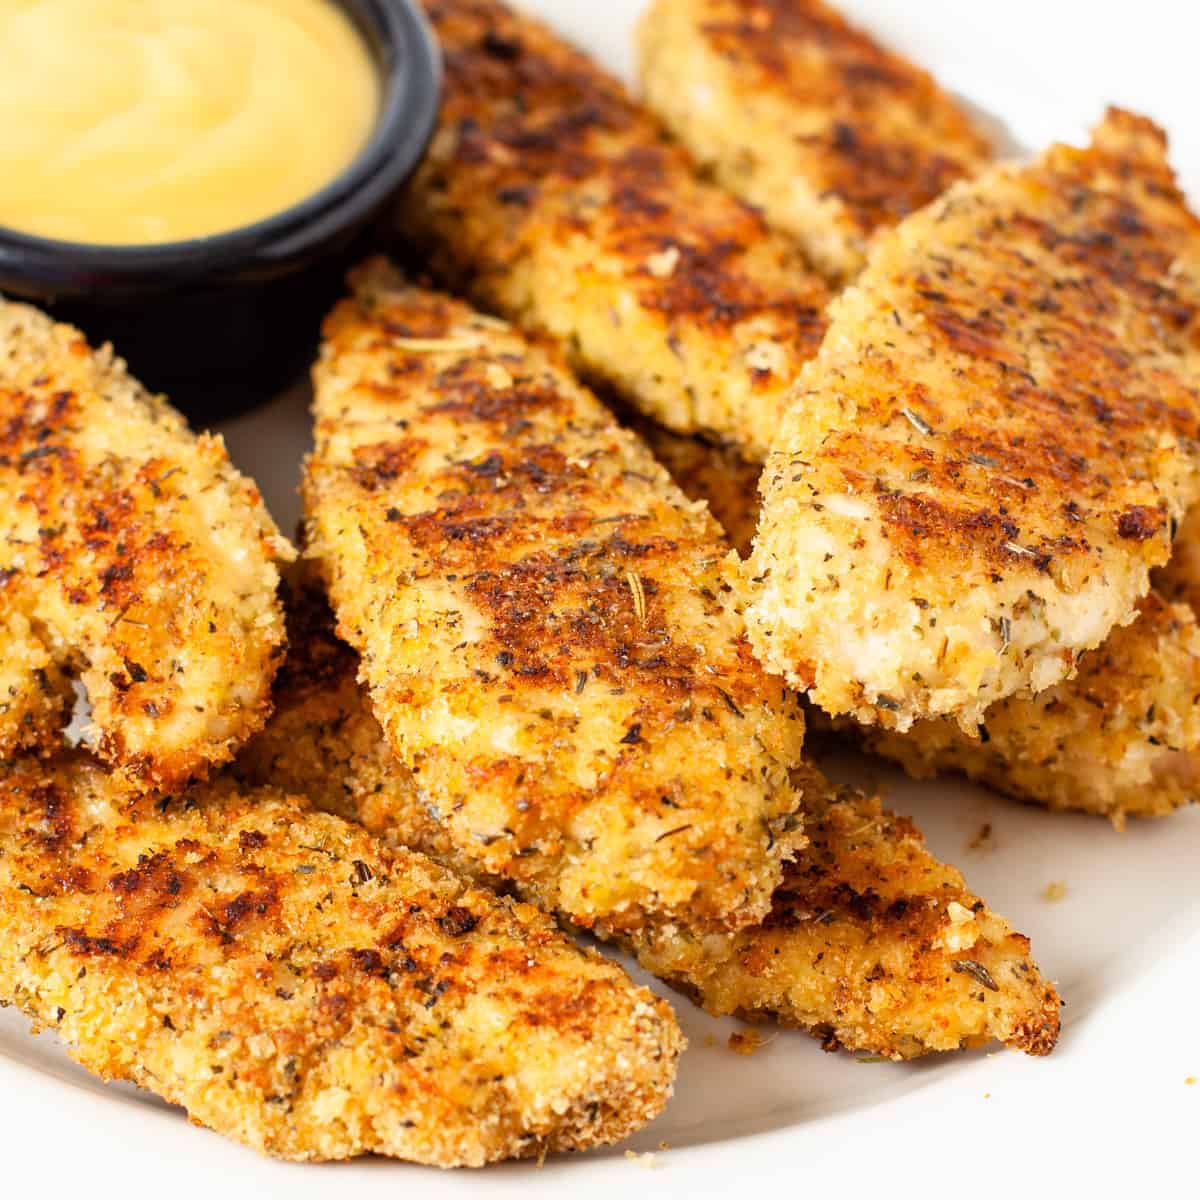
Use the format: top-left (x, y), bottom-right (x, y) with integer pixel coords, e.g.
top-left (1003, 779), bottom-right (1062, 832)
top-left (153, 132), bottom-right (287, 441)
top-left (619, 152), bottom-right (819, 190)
top-left (0, 0), bottom-right (380, 244)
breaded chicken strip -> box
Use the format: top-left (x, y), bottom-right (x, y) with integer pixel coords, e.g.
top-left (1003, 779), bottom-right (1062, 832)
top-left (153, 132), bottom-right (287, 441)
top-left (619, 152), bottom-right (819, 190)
top-left (647, 427), bottom-right (1200, 823)
top-left (0, 300), bottom-right (292, 786)
top-left (0, 753), bottom-right (681, 1165)
top-left (864, 504), bottom-right (1200, 823)
top-left (630, 765), bottom-right (1059, 1057)
top-left (237, 577), bottom-right (1060, 1059)
top-left (857, 592), bottom-right (1200, 825)
top-left (396, 0), bottom-right (829, 459)
top-left (304, 263), bottom-right (805, 939)
top-left (638, 0), bottom-right (991, 282)
top-left (747, 110), bottom-right (1200, 731)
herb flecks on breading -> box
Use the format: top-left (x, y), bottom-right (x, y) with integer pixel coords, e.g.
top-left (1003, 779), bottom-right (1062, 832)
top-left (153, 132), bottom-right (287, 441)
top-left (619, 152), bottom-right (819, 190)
top-left (237, 575), bottom-right (1060, 1060)
top-left (0, 300), bottom-right (292, 786)
top-left (747, 110), bottom-right (1200, 731)
top-left (398, 0), bottom-right (829, 459)
top-left (0, 753), bottom-right (681, 1165)
top-left (303, 262), bottom-right (805, 939)
top-left (638, 0), bottom-right (990, 281)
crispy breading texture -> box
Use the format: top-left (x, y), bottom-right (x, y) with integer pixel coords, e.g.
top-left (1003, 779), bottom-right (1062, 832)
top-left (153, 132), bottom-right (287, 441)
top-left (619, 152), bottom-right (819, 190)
top-left (237, 579), bottom-right (1059, 1058)
top-left (0, 300), bottom-right (292, 786)
top-left (857, 592), bottom-right (1200, 825)
top-left (746, 110), bottom-right (1200, 731)
top-left (235, 571), bottom-right (515, 888)
top-left (637, 0), bottom-right (991, 282)
top-left (630, 766), bottom-right (1059, 1058)
top-left (0, 754), bottom-right (681, 1165)
top-left (303, 263), bottom-right (805, 938)
top-left (648, 427), bottom-right (1200, 823)
top-left (630, 418), bottom-right (763, 558)
top-left (396, 0), bottom-right (829, 459)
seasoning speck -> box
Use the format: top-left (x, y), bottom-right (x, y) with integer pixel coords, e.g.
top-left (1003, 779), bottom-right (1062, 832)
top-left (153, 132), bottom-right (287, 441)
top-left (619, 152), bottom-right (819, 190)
top-left (1042, 881), bottom-right (1067, 902)
top-left (728, 1030), bottom-right (769, 1056)
top-left (745, 340), bottom-right (786, 374)
top-left (968, 822), bottom-right (993, 851)
top-left (626, 570), bottom-right (647, 623)
top-left (952, 959), bottom-right (999, 991)
top-left (901, 407), bottom-right (934, 436)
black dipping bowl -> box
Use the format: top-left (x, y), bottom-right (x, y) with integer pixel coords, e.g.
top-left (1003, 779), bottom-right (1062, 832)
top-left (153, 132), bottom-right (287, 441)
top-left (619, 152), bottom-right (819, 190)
top-left (0, 0), bottom-right (440, 423)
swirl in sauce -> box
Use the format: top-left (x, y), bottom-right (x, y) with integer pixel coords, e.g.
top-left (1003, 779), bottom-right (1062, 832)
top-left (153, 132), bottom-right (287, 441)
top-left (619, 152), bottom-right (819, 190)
top-left (0, 0), bottom-right (380, 244)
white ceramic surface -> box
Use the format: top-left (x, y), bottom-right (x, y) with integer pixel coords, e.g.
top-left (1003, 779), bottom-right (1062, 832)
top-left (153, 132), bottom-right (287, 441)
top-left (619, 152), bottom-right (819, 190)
top-left (4, 1), bottom-right (1199, 1194)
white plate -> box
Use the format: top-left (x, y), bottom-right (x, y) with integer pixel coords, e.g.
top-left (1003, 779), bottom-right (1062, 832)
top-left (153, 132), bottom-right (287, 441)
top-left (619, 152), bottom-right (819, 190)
top-left (4, 1), bottom-right (1200, 1194)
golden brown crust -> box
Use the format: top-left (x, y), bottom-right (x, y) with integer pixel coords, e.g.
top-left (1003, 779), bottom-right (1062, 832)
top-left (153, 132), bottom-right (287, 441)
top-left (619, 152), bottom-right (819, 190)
top-left (630, 766), bottom-right (1060, 1058)
top-left (629, 417), bottom-right (764, 558)
top-left (303, 263), bottom-right (805, 938)
top-left (644, 424), bottom-right (1200, 822)
top-left (857, 591), bottom-right (1200, 824)
top-left (638, 0), bottom-right (991, 281)
top-left (238, 578), bottom-right (1059, 1058)
top-left (747, 110), bottom-right (1200, 730)
top-left (0, 753), bottom-right (681, 1164)
top-left (0, 300), bottom-right (293, 786)
top-left (236, 570), bottom-right (504, 886)
top-left (397, 0), bottom-right (829, 458)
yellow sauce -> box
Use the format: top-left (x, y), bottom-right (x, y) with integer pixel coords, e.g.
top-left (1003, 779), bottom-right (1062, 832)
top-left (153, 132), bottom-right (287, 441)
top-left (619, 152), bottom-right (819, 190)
top-left (0, 0), bottom-right (380, 245)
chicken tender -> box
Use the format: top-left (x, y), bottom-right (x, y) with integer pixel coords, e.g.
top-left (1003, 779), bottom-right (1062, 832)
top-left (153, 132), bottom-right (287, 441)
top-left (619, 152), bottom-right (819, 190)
top-left (868, 502), bottom-right (1200, 823)
top-left (630, 765), bottom-right (1059, 1058)
top-left (303, 263), bottom-right (806, 939)
top-left (237, 577), bottom-right (1060, 1059)
top-left (747, 110), bottom-right (1200, 731)
top-left (0, 753), bottom-right (681, 1165)
top-left (646, 426), bottom-right (1200, 823)
top-left (0, 300), bottom-right (292, 785)
top-left (396, 0), bottom-right (829, 459)
top-left (638, 0), bottom-right (991, 282)
top-left (858, 592), bottom-right (1200, 824)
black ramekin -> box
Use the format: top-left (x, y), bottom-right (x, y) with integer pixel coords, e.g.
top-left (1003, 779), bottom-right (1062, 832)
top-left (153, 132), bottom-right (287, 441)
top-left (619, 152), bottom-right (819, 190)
top-left (0, 0), bottom-right (440, 423)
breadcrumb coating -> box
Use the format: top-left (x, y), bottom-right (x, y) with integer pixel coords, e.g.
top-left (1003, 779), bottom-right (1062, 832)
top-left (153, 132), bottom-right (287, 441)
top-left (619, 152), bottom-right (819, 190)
top-left (638, 0), bottom-right (991, 282)
top-left (746, 110), bottom-right (1200, 731)
top-left (644, 424), bottom-right (1200, 823)
top-left (396, 0), bottom-right (829, 459)
top-left (629, 765), bottom-right (1060, 1058)
top-left (303, 263), bottom-right (805, 938)
top-left (630, 418), bottom-right (763, 558)
top-left (237, 577), bottom-right (1060, 1059)
top-left (0, 299), bottom-right (292, 786)
top-left (857, 592), bottom-right (1200, 825)
top-left (0, 753), bottom-right (681, 1165)
top-left (864, 502), bottom-right (1200, 822)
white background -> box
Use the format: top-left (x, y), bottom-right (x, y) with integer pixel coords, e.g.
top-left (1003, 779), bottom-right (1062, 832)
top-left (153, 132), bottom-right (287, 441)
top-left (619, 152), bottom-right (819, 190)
top-left (4, 1), bottom-right (1200, 1196)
